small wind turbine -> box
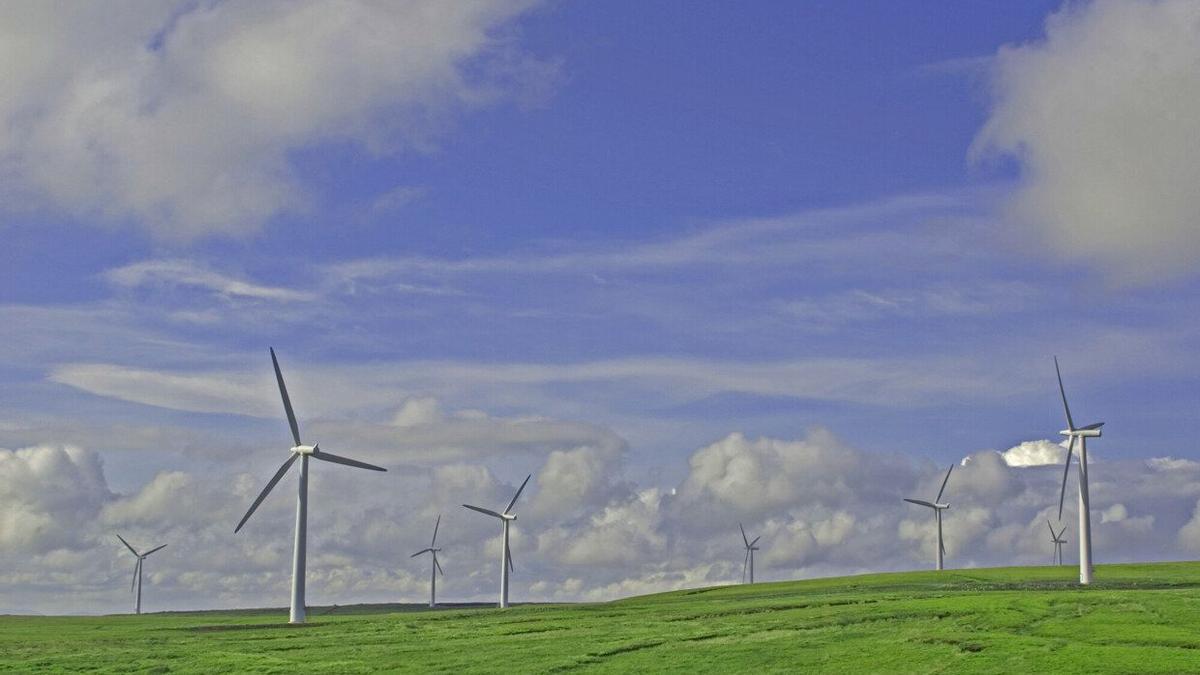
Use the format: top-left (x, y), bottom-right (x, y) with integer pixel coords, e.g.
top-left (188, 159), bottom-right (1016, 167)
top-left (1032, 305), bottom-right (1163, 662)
top-left (1053, 356), bottom-right (1103, 585)
top-left (739, 523), bottom-right (761, 584)
top-left (410, 515), bottom-right (444, 608)
top-left (904, 464), bottom-right (954, 571)
top-left (116, 535), bottom-right (165, 615)
top-left (462, 474), bottom-right (531, 609)
top-left (1047, 519), bottom-right (1068, 566)
top-left (234, 348), bottom-right (387, 624)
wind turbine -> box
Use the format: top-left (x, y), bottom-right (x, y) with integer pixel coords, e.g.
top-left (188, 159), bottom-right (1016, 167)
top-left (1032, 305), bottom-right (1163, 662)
top-left (234, 347), bottom-right (387, 624)
top-left (462, 474), bottom-right (531, 609)
top-left (116, 535), bottom-right (165, 615)
top-left (904, 464), bottom-right (954, 571)
top-left (1053, 356), bottom-right (1103, 585)
top-left (410, 515), bottom-right (444, 608)
top-left (739, 523), bottom-right (761, 584)
top-left (1047, 519), bottom-right (1068, 566)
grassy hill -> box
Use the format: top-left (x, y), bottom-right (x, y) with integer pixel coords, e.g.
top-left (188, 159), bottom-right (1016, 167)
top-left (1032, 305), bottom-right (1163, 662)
top-left (4, 562), bottom-right (1200, 673)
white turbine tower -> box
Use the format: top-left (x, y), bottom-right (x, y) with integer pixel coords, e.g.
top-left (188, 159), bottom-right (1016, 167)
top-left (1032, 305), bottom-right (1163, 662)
top-left (904, 464), bottom-right (954, 571)
top-left (410, 515), bottom-right (444, 608)
top-left (116, 535), bottom-right (165, 615)
top-left (1047, 519), bottom-right (1067, 566)
top-left (462, 474), bottom-right (531, 609)
top-left (739, 523), bottom-right (761, 584)
top-left (235, 347), bottom-right (387, 624)
top-left (1053, 356), bottom-right (1103, 585)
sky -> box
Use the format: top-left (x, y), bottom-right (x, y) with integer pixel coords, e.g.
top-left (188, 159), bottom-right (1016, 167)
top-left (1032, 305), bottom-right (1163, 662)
top-left (5, 0), bottom-right (1200, 615)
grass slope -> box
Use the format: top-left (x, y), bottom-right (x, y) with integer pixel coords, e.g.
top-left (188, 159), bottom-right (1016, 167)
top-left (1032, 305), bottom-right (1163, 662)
top-left (4, 562), bottom-right (1200, 673)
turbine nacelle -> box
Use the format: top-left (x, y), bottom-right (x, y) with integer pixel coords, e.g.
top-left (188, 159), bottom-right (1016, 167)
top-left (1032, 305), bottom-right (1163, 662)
top-left (1060, 424), bottom-right (1102, 439)
top-left (292, 444), bottom-right (318, 455)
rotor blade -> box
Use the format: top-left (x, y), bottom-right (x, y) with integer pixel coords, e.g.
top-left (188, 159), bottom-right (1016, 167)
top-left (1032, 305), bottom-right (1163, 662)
top-left (940, 538), bottom-right (946, 557)
top-left (739, 523), bottom-right (749, 548)
top-left (311, 451), bottom-right (386, 472)
top-left (749, 536), bottom-right (761, 547)
top-left (462, 504), bottom-right (504, 519)
top-left (411, 548), bottom-right (432, 558)
top-left (143, 544), bottom-right (167, 557)
top-left (1054, 356), bottom-right (1075, 431)
top-left (235, 454), bottom-right (298, 533)
top-left (505, 474), bottom-right (532, 514)
top-left (1047, 519), bottom-right (1056, 538)
top-left (506, 547), bottom-right (514, 573)
top-left (935, 464), bottom-right (954, 503)
top-left (434, 554), bottom-right (444, 576)
top-left (1057, 435), bottom-right (1075, 520)
top-left (270, 347), bottom-right (302, 446)
top-left (1079, 422), bottom-right (1105, 431)
top-left (742, 549), bottom-right (749, 583)
top-left (904, 498), bottom-right (936, 509)
top-left (131, 558), bottom-right (140, 592)
top-left (115, 534), bottom-right (139, 557)
top-left (431, 514), bottom-right (441, 547)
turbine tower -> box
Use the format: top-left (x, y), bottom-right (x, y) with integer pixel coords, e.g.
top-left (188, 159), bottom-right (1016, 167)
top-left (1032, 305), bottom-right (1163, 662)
top-left (235, 347), bottom-right (388, 624)
top-left (410, 515), bottom-right (444, 608)
top-left (116, 535), bottom-right (165, 615)
top-left (1047, 519), bottom-right (1067, 566)
top-left (462, 474), bottom-right (531, 609)
top-left (1053, 356), bottom-right (1103, 585)
top-left (904, 464), bottom-right (954, 571)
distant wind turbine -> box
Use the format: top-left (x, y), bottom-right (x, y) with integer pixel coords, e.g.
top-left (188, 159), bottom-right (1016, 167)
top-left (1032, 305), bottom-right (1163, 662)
top-left (739, 523), bottom-right (761, 584)
top-left (1053, 356), bottom-right (1103, 585)
top-left (904, 464), bottom-right (954, 571)
top-left (463, 474), bottom-right (531, 609)
top-left (411, 515), bottom-right (444, 608)
top-left (234, 348), bottom-right (387, 624)
top-left (1047, 519), bottom-right (1067, 566)
top-left (116, 535), bottom-right (165, 615)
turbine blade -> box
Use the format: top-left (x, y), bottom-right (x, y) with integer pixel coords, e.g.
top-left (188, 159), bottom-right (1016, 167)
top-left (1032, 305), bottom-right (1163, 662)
top-left (506, 547), bottom-right (514, 573)
top-left (903, 498), bottom-right (936, 509)
top-left (271, 347), bottom-right (302, 446)
top-left (462, 504), bottom-right (504, 519)
top-left (1047, 519), bottom-right (1055, 538)
top-left (1054, 356), bottom-right (1075, 431)
top-left (411, 548), bottom-right (432, 558)
top-left (131, 558), bottom-right (140, 592)
top-left (739, 523), bottom-right (750, 548)
top-left (235, 454), bottom-right (299, 533)
top-left (749, 536), bottom-right (761, 547)
top-left (143, 544), bottom-right (167, 557)
top-left (1080, 422), bottom-right (1105, 431)
top-left (434, 554), bottom-right (444, 576)
top-left (505, 474), bottom-right (532, 514)
top-left (935, 464), bottom-right (954, 503)
top-left (431, 514), bottom-right (441, 547)
top-left (742, 548), bottom-right (749, 583)
top-left (1057, 435), bottom-right (1075, 520)
top-left (311, 451), bottom-right (386, 472)
top-left (115, 534), bottom-right (139, 557)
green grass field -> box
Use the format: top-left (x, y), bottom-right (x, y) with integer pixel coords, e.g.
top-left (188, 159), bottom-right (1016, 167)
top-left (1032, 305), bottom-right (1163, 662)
top-left (5, 562), bottom-right (1200, 673)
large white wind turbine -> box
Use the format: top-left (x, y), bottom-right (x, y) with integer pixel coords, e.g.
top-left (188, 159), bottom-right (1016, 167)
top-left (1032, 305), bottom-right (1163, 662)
top-left (462, 474), bottom-right (531, 609)
top-left (116, 535), bottom-right (165, 615)
top-left (1047, 519), bottom-right (1067, 566)
top-left (739, 523), bottom-right (761, 584)
top-left (234, 347), bottom-right (388, 624)
top-left (1053, 356), bottom-right (1103, 585)
top-left (410, 515), bottom-right (444, 608)
top-left (904, 464), bottom-right (954, 571)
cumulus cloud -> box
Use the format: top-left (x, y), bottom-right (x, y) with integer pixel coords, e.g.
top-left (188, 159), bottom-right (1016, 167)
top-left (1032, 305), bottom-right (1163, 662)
top-left (973, 0), bottom-right (1200, 283)
top-left (1001, 439), bottom-right (1065, 467)
top-left (0, 1), bottom-right (550, 239)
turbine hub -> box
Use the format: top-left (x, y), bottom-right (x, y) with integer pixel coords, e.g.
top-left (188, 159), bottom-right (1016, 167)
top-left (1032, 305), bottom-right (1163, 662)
top-left (502, 513), bottom-right (517, 521)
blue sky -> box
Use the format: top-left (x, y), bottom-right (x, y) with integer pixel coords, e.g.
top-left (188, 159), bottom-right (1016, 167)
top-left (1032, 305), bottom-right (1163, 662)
top-left (4, 0), bottom-right (1200, 614)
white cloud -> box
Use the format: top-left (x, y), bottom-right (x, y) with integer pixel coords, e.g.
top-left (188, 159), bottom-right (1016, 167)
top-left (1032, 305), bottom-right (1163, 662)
top-left (1001, 439), bottom-right (1065, 467)
top-left (0, 1), bottom-right (550, 239)
top-left (973, 0), bottom-right (1200, 283)
top-left (106, 260), bottom-right (314, 302)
